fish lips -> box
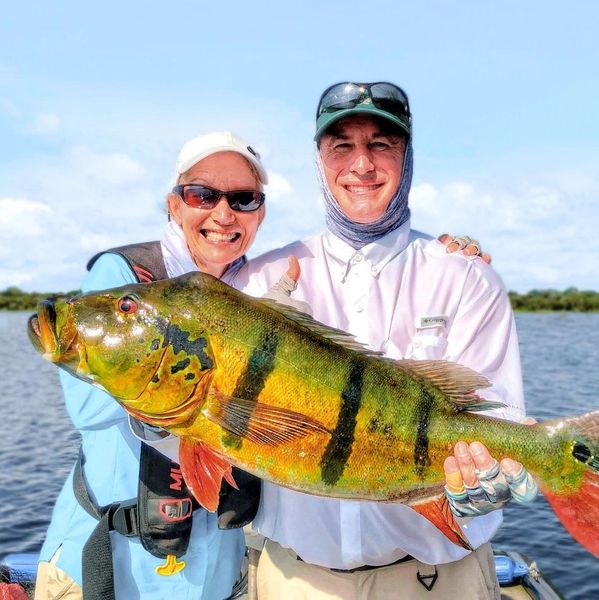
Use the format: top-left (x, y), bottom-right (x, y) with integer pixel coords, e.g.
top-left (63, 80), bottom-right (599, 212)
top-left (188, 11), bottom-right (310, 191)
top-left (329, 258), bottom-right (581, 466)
top-left (28, 299), bottom-right (78, 366)
top-left (28, 313), bottom-right (45, 355)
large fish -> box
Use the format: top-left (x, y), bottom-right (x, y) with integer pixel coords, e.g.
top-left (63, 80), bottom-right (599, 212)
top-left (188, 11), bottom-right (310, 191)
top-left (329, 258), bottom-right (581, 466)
top-left (28, 272), bottom-right (599, 557)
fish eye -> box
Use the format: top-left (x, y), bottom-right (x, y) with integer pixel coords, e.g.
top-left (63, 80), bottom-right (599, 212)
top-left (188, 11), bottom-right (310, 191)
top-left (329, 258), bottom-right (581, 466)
top-left (117, 295), bottom-right (139, 315)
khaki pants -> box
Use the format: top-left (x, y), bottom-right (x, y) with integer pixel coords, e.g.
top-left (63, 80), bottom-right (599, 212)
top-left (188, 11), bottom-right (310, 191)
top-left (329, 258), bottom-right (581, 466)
top-left (256, 539), bottom-right (500, 600)
top-left (34, 549), bottom-right (82, 600)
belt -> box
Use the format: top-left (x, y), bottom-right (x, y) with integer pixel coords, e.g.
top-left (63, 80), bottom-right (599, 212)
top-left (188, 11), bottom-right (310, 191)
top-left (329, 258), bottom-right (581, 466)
top-left (296, 553), bottom-right (414, 573)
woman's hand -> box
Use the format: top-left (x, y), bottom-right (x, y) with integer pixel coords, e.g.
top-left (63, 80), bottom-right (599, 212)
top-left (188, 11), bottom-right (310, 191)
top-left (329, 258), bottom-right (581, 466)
top-left (438, 234), bottom-right (491, 264)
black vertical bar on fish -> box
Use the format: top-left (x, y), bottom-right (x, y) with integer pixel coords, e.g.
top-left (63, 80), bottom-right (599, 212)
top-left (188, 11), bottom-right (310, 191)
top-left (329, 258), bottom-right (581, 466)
top-left (223, 327), bottom-right (280, 448)
top-left (413, 389), bottom-right (434, 477)
top-left (162, 324), bottom-right (213, 370)
top-left (320, 358), bottom-right (365, 486)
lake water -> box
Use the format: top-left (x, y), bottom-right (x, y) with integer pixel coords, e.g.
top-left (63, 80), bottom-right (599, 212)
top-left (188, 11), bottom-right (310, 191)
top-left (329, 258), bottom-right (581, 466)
top-left (1, 311), bottom-right (598, 599)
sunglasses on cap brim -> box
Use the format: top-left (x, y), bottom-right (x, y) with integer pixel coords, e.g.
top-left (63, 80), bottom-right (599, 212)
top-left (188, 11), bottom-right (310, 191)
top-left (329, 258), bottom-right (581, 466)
top-left (317, 82), bottom-right (411, 122)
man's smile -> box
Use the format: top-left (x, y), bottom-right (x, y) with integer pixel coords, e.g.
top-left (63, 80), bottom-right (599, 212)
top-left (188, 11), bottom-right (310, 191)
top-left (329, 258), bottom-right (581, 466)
top-left (344, 183), bottom-right (384, 195)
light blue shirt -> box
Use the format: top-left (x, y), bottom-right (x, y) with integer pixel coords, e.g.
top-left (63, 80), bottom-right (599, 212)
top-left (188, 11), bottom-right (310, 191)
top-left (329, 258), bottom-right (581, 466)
top-left (40, 252), bottom-right (244, 599)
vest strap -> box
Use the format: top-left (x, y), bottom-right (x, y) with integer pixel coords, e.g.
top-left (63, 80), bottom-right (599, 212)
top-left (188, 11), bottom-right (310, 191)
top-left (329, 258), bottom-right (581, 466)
top-left (74, 445), bottom-right (198, 599)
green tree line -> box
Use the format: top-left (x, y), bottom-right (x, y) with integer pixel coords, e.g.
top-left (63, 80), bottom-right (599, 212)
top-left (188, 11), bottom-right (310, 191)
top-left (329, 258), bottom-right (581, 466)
top-left (508, 288), bottom-right (599, 312)
top-left (2, 286), bottom-right (599, 312)
top-left (0, 287), bottom-right (80, 311)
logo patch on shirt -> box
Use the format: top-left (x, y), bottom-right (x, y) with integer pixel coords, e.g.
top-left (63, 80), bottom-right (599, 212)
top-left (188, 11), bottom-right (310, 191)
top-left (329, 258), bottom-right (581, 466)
top-left (417, 315), bottom-right (448, 330)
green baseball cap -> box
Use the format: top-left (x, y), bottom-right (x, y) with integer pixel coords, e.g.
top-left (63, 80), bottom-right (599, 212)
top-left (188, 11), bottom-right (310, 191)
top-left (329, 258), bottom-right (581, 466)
top-left (314, 82), bottom-right (411, 141)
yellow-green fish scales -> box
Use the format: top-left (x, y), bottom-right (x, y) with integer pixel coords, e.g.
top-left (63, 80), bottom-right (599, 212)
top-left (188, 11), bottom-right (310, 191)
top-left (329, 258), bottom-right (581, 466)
top-left (28, 273), bottom-right (597, 506)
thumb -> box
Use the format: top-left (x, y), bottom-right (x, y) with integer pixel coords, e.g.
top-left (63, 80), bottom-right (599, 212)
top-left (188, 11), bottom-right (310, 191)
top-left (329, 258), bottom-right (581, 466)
top-left (286, 255), bottom-right (301, 283)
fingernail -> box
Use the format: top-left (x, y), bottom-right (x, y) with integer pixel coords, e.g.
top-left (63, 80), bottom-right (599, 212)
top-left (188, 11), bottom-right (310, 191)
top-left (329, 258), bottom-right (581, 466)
top-left (455, 442), bottom-right (468, 456)
top-left (502, 458), bottom-right (519, 475)
top-left (444, 460), bottom-right (459, 474)
top-left (470, 442), bottom-right (484, 455)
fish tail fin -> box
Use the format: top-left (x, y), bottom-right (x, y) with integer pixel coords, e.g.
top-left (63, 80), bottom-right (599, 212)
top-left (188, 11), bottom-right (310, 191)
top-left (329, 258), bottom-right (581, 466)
top-left (541, 410), bottom-right (599, 558)
top-left (410, 494), bottom-right (473, 551)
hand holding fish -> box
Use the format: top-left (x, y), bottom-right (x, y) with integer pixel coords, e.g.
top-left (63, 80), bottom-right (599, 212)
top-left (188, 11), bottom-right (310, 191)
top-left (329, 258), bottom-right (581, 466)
top-left (444, 439), bottom-right (539, 517)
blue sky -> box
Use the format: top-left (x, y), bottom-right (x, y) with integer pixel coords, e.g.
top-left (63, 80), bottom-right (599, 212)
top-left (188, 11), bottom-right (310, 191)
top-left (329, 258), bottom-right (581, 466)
top-left (1, 1), bottom-right (598, 292)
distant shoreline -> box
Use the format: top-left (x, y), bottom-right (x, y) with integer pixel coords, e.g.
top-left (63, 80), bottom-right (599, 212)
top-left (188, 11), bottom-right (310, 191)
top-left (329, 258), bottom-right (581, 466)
top-left (508, 289), bottom-right (599, 312)
top-left (2, 286), bottom-right (599, 313)
top-left (0, 288), bottom-right (80, 311)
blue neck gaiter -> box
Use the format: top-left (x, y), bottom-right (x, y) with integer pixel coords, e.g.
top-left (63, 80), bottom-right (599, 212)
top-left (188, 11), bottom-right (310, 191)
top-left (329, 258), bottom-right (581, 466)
top-left (316, 139), bottom-right (413, 249)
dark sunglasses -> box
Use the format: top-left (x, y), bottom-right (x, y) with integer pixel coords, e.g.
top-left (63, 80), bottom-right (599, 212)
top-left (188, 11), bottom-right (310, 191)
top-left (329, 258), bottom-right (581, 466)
top-left (317, 82), bottom-right (410, 120)
top-left (172, 185), bottom-right (265, 212)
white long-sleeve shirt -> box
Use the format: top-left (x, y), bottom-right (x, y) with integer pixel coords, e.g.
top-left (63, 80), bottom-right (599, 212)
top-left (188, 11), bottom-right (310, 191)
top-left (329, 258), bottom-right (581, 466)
top-left (228, 221), bottom-right (525, 568)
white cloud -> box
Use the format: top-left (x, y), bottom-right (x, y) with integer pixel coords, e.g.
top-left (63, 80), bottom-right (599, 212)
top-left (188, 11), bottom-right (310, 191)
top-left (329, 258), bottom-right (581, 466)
top-left (1, 80), bottom-right (596, 295)
top-left (265, 172), bottom-right (293, 203)
top-left (31, 112), bottom-right (60, 135)
top-left (409, 183), bottom-right (439, 217)
top-left (0, 269), bottom-right (31, 288)
top-left (68, 145), bottom-right (146, 184)
top-left (0, 197), bottom-right (52, 238)
top-left (0, 146), bottom-right (163, 291)
top-left (410, 173), bottom-right (599, 291)
top-left (79, 233), bottom-right (120, 252)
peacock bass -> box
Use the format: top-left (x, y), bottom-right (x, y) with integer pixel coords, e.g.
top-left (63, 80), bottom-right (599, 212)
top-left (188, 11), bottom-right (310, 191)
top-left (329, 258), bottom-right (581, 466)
top-left (28, 272), bottom-right (599, 557)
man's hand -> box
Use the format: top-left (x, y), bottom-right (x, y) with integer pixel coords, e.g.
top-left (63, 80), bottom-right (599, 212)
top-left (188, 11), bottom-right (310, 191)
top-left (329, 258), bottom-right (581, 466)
top-left (443, 440), bottom-right (538, 517)
top-left (438, 234), bottom-right (491, 264)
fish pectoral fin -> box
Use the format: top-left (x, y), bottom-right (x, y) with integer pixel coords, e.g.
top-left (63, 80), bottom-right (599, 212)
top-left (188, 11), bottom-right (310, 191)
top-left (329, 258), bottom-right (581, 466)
top-left (179, 437), bottom-right (237, 512)
top-left (204, 391), bottom-right (330, 446)
top-left (409, 493), bottom-right (472, 551)
top-left (394, 359), bottom-right (503, 412)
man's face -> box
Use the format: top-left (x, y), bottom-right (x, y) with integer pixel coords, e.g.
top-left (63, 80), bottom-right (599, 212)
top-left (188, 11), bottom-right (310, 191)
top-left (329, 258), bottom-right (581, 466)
top-left (319, 115), bottom-right (406, 224)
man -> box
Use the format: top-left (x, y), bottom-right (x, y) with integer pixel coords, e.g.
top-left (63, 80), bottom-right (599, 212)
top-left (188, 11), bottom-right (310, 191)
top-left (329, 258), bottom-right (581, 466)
top-left (230, 82), bottom-right (535, 599)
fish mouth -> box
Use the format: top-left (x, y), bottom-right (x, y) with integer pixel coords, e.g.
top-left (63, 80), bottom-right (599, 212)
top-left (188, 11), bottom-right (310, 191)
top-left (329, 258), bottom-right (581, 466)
top-left (28, 299), bottom-right (78, 365)
top-left (28, 313), bottom-right (45, 355)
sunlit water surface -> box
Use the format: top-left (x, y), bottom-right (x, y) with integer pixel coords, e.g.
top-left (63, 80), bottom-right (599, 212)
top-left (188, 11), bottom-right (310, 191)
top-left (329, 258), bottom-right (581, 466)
top-left (1, 311), bottom-right (598, 599)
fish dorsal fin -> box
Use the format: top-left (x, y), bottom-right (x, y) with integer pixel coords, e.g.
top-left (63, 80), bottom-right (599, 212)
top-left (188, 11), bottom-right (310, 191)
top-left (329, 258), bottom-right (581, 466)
top-left (394, 359), bottom-right (502, 412)
top-left (204, 389), bottom-right (330, 446)
top-left (257, 298), bottom-right (383, 357)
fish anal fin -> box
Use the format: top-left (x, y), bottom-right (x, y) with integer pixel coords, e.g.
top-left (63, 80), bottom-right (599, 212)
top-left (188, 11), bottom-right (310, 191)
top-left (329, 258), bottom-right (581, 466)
top-left (394, 359), bottom-right (502, 413)
top-left (179, 437), bottom-right (236, 512)
top-left (410, 493), bottom-right (472, 551)
top-left (204, 390), bottom-right (330, 446)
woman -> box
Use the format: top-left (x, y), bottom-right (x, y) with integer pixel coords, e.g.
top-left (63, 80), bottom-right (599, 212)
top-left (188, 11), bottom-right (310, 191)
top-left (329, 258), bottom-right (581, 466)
top-left (35, 131), bottom-right (270, 600)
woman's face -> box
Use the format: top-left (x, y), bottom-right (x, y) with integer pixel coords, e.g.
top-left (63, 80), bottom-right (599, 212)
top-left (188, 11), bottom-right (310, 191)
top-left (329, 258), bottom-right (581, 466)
top-left (168, 151), bottom-right (265, 278)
